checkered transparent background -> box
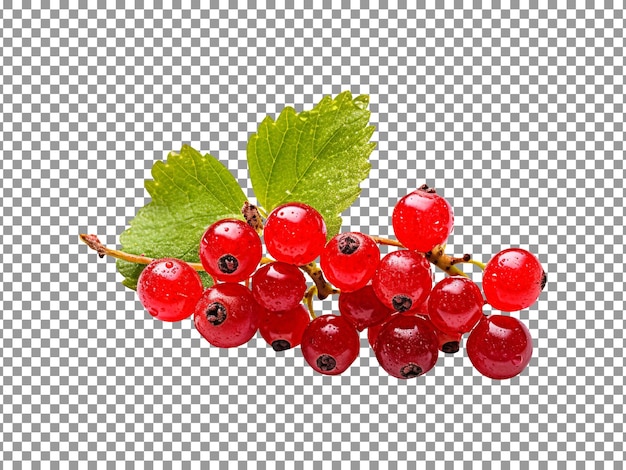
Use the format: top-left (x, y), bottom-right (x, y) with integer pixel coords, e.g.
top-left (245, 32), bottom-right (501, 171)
top-left (2, 1), bottom-right (624, 467)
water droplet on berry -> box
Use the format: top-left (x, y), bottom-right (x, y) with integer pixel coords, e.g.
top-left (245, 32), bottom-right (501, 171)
top-left (165, 261), bottom-right (174, 269)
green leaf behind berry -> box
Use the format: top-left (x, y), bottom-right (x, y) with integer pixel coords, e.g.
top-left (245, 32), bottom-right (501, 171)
top-left (247, 91), bottom-right (376, 238)
top-left (117, 145), bottom-right (248, 290)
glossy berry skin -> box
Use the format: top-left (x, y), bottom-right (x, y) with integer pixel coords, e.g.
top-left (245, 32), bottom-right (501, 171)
top-left (428, 276), bottom-right (484, 335)
top-left (137, 258), bottom-right (204, 322)
top-left (392, 187), bottom-right (454, 253)
top-left (482, 248), bottom-right (546, 312)
top-left (367, 310), bottom-right (429, 350)
top-left (466, 315), bottom-right (533, 379)
top-left (320, 232), bottom-right (380, 291)
top-left (199, 218), bottom-right (262, 283)
top-left (251, 261), bottom-right (307, 312)
top-left (374, 314), bottom-right (439, 379)
top-left (259, 304), bottom-right (311, 351)
top-left (372, 250), bottom-right (433, 313)
top-left (367, 321), bottom-right (384, 350)
top-left (434, 327), bottom-right (462, 354)
top-left (263, 202), bottom-right (327, 265)
top-left (300, 314), bottom-right (360, 375)
top-left (194, 282), bottom-right (260, 348)
top-left (338, 284), bottom-right (394, 331)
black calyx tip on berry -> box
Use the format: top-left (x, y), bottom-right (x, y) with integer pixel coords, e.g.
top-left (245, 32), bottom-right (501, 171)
top-left (417, 184), bottom-right (436, 194)
top-left (218, 254), bottom-right (239, 274)
top-left (272, 339), bottom-right (291, 351)
top-left (392, 295), bottom-right (413, 312)
top-left (316, 354), bottom-right (337, 371)
top-left (540, 270), bottom-right (547, 291)
top-left (338, 234), bottom-right (360, 255)
top-left (400, 363), bottom-right (423, 379)
top-left (206, 302), bottom-right (227, 326)
top-left (442, 341), bottom-right (460, 354)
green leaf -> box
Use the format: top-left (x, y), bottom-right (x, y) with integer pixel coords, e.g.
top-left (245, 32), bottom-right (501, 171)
top-left (117, 144), bottom-right (248, 290)
top-left (247, 91), bottom-right (376, 238)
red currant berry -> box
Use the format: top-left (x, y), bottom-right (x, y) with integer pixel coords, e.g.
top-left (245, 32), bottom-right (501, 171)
top-left (199, 218), bottom-right (262, 283)
top-left (428, 276), bottom-right (484, 335)
top-left (320, 232), bottom-right (380, 292)
top-left (338, 284), bottom-right (394, 331)
top-left (137, 258), bottom-right (203, 322)
top-left (259, 304), bottom-right (311, 351)
top-left (300, 314), bottom-right (360, 375)
top-left (366, 316), bottom-right (391, 350)
top-left (466, 315), bottom-right (533, 379)
top-left (372, 250), bottom-right (432, 313)
top-left (194, 282), bottom-right (260, 348)
top-left (482, 248), bottom-right (546, 312)
top-left (374, 314), bottom-right (439, 379)
top-left (413, 296), bottom-right (430, 316)
top-left (263, 202), bottom-right (327, 265)
top-left (251, 261), bottom-right (307, 312)
top-left (392, 186), bottom-right (454, 253)
top-left (434, 327), bottom-right (462, 354)
top-left (367, 310), bottom-right (429, 350)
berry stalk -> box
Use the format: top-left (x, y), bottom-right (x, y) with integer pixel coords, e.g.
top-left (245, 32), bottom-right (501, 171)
top-left (79, 234), bottom-right (205, 271)
top-left (299, 261), bottom-right (339, 300)
top-left (370, 235), bottom-right (484, 277)
top-left (304, 285), bottom-right (319, 319)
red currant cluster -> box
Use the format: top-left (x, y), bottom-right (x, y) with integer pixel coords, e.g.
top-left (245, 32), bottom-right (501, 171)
top-left (135, 185), bottom-right (545, 380)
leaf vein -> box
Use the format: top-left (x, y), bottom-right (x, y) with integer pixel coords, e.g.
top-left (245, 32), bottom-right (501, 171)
top-left (263, 115), bottom-right (290, 206)
top-left (171, 156), bottom-right (241, 215)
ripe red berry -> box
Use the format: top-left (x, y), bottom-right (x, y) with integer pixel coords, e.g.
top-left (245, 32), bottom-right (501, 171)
top-left (434, 327), bottom-right (462, 354)
top-left (251, 261), bottom-right (307, 312)
top-left (259, 304), bottom-right (311, 351)
top-left (427, 276), bottom-right (484, 335)
top-left (367, 309), bottom-right (429, 350)
top-left (194, 282), bottom-right (260, 348)
top-left (466, 315), bottom-right (533, 379)
top-left (320, 232), bottom-right (380, 292)
top-left (199, 218), bottom-right (263, 283)
top-left (374, 313), bottom-right (439, 379)
top-left (392, 186), bottom-right (454, 253)
top-left (367, 321), bottom-right (383, 350)
top-left (372, 250), bottom-right (432, 312)
top-left (482, 248), bottom-right (546, 312)
top-left (137, 258), bottom-right (204, 322)
top-left (300, 314), bottom-right (360, 375)
top-left (338, 284), bottom-right (394, 331)
top-left (263, 202), bottom-right (327, 265)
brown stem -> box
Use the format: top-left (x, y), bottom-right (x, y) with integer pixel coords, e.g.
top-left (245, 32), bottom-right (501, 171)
top-left (79, 234), bottom-right (205, 271)
top-left (299, 262), bottom-right (339, 300)
top-left (369, 235), bottom-right (404, 248)
top-left (304, 285), bottom-right (318, 319)
top-left (424, 245), bottom-right (469, 278)
top-left (242, 201), bottom-right (264, 235)
top-left (369, 235), bottom-right (484, 276)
